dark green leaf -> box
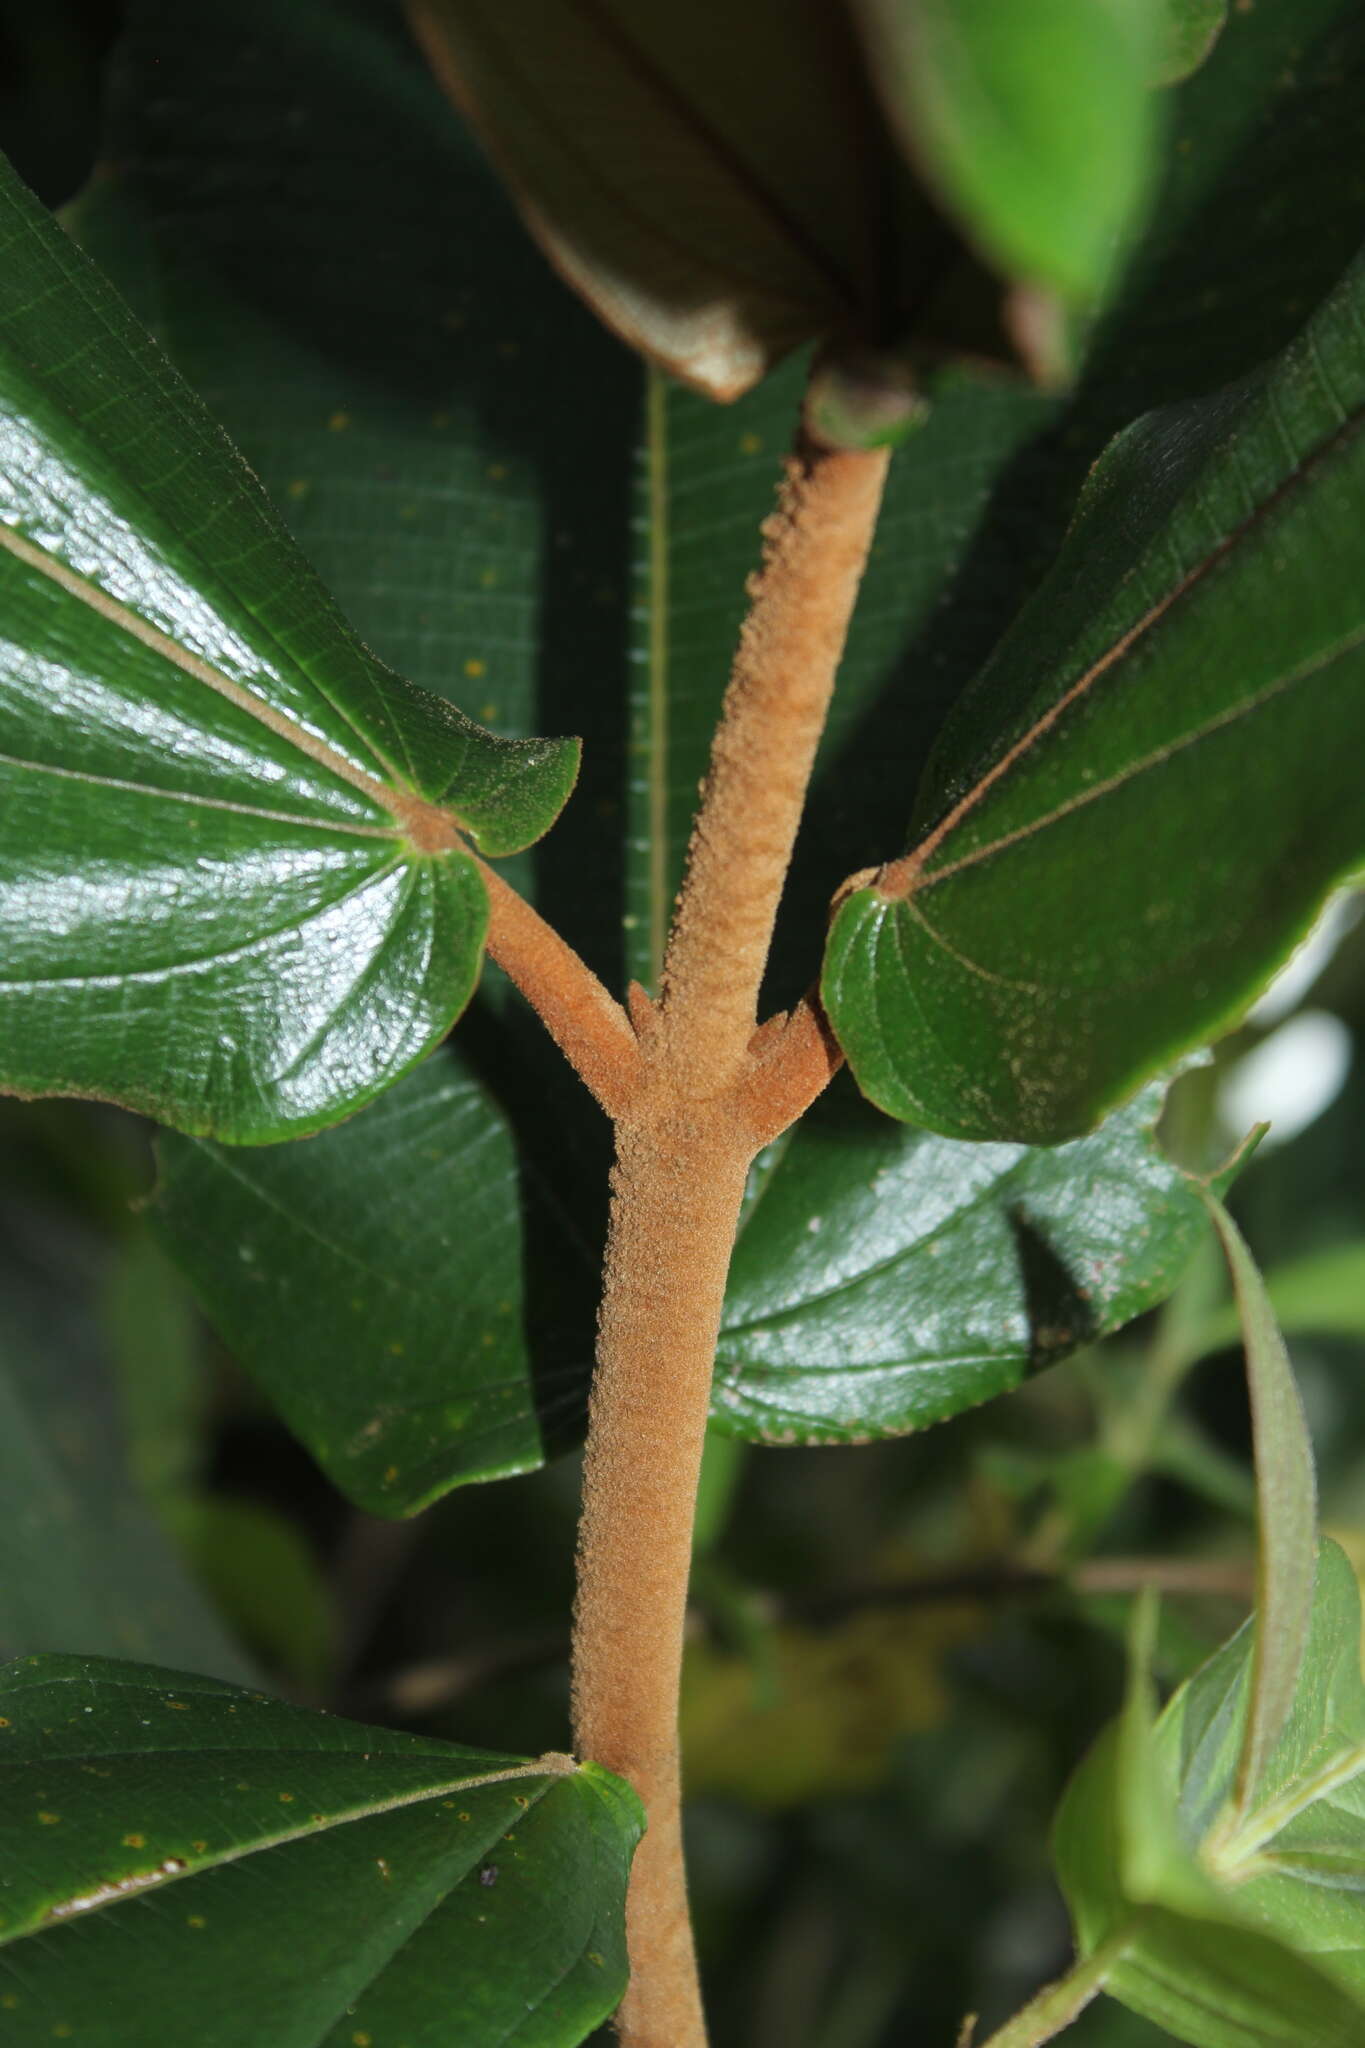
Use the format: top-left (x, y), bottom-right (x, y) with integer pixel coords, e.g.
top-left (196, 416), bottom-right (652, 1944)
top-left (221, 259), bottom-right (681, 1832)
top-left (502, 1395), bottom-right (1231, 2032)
top-left (0, 1206), bottom-right (251, 1681)
top-left (82, 0), bottom-right (1365, 1491)
top-left (1053, 1542), bottom-right (1365, 2047)
top-left (406, 0), bottom-right (897, 399)
top-left (824, 248), bottom-right (1365, 1143)
top-left (0, 1656), bottom-right (639, 2045)
top-left (851, 0), bottom-right (1161, 302)
top-left (712, 1082), bottom-right (1212, 1445)
top-left (0, 147), bottom-right (577, 1144)
top-left (150, 1051), bottom-right (591, 1516)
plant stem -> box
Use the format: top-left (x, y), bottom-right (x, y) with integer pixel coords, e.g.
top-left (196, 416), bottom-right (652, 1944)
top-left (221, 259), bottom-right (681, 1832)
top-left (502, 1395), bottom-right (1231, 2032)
top-left (658, 436), bottom-right (891, 1094)
top-left (478, 858), bottom-right (642, 1117)
top-left (572, 429), bottom-right (889, 2045)
top-left (972, 1924), bottom-right (1139, 2048)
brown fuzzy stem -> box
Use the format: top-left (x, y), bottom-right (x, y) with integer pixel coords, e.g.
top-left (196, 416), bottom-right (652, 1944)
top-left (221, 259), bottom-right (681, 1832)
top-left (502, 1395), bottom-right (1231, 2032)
top-left (573, 1095), bottom-right (752, 2048)
top-left (571, 435), bottom-right (888, 2045)
top-left (659, 438), bottom-right (890, 1095)
top-left (478, 859), bottom-right (643, 1118)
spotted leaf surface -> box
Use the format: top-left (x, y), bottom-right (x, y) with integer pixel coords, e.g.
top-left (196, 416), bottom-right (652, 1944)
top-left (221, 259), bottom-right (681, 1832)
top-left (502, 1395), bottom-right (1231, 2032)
top-left (0, 150), bottom-right (577, 1143)
top-left (0, 1656), bottom-right (639, 2046)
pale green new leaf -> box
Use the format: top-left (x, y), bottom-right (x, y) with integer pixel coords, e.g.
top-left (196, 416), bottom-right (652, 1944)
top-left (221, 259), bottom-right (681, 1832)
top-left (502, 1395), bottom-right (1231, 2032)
top-left (852, 0), bottom-right (1162, 302)
top-left (1201, 1190), bottom-right (1317, 1812)
top-left (1053, 1543), bottom-right (1365, 2047)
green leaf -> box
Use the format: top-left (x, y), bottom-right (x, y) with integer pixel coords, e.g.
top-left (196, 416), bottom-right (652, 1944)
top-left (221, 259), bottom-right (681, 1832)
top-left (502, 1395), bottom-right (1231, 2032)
top-left (0, 1656), bottom-right (640, 2046)
top-left (1053, 1543), bottom-right (1365, 2046)
top-left (82, 0), bottom-right (1365, 1491)
top-left (1188, 1241), bottom-right (1365, 1360)
top-left (1200, 1192), bottom-right (1317, 1811)
top-left (155, 1066), bottom-right (1214, 1506)
top-left (712, 1081), bottom-right (1213, 1445)
top-left (0, 1205), bottom-right (252, 1681)
top-left (407, 0), bottom-right (897, 400)
top-left (0, 147), bottom-right (577, 1144)
top-left (149, 1050), bottom-right (592, 1517)
top-left (1155, 0), bottom-right (1228, 85)
top-left (824, 247), bottom-right (1365, 1143)
top-left (851, 0), bottom-right (1162, 303)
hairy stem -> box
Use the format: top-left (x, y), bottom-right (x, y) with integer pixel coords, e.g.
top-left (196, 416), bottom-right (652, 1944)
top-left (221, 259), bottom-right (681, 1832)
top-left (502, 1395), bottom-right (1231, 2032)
top-left (972, 1924), bottom-right (1140, 2048)
top-left (572, 432), bottom-right (889, 2045)
top-left (478, 858), bottom-right (642, 1117)
top-left (574, 1100), bottom-right (752, 2048)
top-left (659, 436), bottom-right (891, 1094)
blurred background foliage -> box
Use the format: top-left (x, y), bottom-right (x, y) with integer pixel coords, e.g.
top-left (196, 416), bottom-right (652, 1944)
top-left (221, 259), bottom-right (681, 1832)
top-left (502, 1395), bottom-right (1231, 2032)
top-left (1, 3), bottom-right (1363, 2044)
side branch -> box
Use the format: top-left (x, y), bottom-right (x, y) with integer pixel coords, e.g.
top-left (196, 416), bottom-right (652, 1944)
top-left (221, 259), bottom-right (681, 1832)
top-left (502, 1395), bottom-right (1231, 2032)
top-left (478, 860), bottom-right (643, 1118)
top-left (659, 436), bottom-right (890, 1096)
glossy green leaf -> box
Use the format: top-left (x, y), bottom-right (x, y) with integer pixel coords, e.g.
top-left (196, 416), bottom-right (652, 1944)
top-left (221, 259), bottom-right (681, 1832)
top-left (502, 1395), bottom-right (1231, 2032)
top-left (150, 1050), bottom-right (592, 1516)
top-left (0, 146), bottom-right (577, 1144)
top-left (1053, 1543), bottom-right (1365, 2046)
top-left (712, 1082), bottom-right (1212, 1445)
top-left (824, 247), bottom-right (1365, 1144)
top-left (407, 0), bottom-right (897, 400)
top-left (0, 1656), bottom-right (640, 2045)
top-left (81, 0), bottom-right (1365, 1499)
top-left (1201, 1192), bottom-right (1317, 1810)
top-left (852, 0), bottom-right (1161, 302)
top-left (0, 1203), bottom-right (251, 1681)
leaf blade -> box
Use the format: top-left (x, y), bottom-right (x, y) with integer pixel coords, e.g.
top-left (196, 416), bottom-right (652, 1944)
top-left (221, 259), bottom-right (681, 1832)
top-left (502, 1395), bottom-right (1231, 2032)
top-left (0, 147), bottom-right (577, 1142)
top-left (824, 251), bottom-right (1365, 1142)
top-left (0, 1655), bottom-right (640, 2046)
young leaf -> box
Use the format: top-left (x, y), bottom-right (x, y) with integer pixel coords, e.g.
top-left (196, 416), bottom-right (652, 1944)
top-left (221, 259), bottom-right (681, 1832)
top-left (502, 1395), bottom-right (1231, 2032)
top-left (824, 248), bottom-right (1365, 1143)
top-left (407, 0), bottom-right (893, 400)
top-left (850, 0), bottom-right (1162, 303)
top-left (1200, 1191), bottom-right (1317, 1813)
top-left (1052, 1543), bottom-right (1365, 2046)
top-left (0, 1656), bottom-right (640, 2046)
top-left (0, 150), bottom-right (577, 1144)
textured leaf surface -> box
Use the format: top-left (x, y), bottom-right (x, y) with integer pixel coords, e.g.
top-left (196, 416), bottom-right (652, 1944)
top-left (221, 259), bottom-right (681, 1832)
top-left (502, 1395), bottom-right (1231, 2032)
top-left (0, 1205), bottom-right (251, 1680)
top-left (77, 0), bottom-right (1365, 1489)
top-left (0, 147), bottom-right (576, 1143)
top-left (852, 0), bottom-right (1160, 301)
top-left (150, 1051), bottom-right (591, 1517)
top-left (825, 249), bottom-right (1365, 1143)
top-left (0, 1657), bottom-right (639, 2046)
top-left (407, 0), bottom-right (900, 399)
top-left (711, 1083), bottom-right (1211, 1445)
top-left (1054, 1543), bottom-right (1365, 2045)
